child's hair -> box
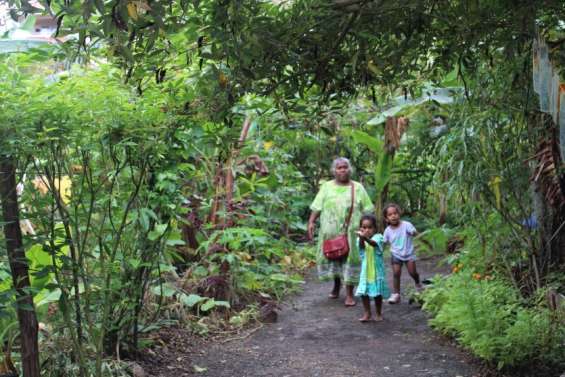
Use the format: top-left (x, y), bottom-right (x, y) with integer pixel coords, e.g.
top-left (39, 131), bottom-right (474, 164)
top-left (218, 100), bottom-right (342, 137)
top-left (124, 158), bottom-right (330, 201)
top-left (360, 213), bottom-right (378, 229)
top-left (383, 203), bottom-right (402, 218)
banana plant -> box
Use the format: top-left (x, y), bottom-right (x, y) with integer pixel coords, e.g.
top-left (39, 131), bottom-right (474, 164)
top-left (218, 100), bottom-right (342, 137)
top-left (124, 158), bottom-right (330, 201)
top-left (345, 128), bottom-right (393, 228)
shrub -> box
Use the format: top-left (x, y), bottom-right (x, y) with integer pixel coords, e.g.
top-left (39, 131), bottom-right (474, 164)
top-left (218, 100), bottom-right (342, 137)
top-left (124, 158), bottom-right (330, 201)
top-left (422, 273), bottom-right (565, 370)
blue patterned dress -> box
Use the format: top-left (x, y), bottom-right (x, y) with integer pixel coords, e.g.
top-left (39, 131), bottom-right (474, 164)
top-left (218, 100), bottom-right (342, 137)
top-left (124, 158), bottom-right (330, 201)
top-left (355, 234), bottom-right (390, 298)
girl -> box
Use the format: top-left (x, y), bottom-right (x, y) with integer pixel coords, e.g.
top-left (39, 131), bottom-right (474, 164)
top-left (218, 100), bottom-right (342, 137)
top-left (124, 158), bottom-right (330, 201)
top-left (383, 203), bottom-right (422, 304)
top-left (355, 214), bottom-right (390, 322)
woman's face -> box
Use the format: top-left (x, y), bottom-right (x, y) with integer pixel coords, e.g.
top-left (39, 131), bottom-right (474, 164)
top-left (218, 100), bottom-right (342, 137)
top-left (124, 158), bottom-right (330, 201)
top-left (334, 161), bottom-right (350, 182)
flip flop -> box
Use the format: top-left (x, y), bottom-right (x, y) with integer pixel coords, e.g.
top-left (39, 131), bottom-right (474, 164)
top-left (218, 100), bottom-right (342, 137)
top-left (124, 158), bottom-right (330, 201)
top-left (344, 300), bottom-right (357, 307)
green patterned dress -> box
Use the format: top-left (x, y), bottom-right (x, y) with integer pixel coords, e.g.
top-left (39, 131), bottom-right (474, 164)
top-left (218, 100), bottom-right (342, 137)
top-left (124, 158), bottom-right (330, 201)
top-left (310, 180), bottom-right (374, 285)
top-left (355, 234), bottom-right (390, 298)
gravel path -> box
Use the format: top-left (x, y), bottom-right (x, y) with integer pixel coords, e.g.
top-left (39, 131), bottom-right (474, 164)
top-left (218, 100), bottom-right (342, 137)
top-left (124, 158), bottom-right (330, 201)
top-left (180, 257), bottom-right (480, 377)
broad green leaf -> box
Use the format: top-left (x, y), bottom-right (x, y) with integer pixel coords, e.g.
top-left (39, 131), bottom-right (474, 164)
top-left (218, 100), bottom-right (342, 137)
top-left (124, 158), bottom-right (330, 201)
top-left (200, 299), bottom-right (216, 312)
top-left (151, 283), bottom-right (177, 298)
top-left (20, 16), bottom-right (37, 32)
top-left (347, 129), bottom-right (383, 154)
top-left (148, 223), bottom-right (168, 241)
top-left (181, 293), bottom-right (205, 307)
top-left (374, 152), bottom-right (393, 195)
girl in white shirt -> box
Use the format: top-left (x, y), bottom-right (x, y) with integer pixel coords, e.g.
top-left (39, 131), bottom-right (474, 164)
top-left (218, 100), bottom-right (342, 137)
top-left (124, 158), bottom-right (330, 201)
top-left (383, 203), bottom-right (423, 304)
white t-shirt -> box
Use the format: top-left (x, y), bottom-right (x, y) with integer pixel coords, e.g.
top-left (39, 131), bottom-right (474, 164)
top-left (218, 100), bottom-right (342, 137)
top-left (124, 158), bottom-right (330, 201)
top-left (383, 221), bottom-right (417, 261)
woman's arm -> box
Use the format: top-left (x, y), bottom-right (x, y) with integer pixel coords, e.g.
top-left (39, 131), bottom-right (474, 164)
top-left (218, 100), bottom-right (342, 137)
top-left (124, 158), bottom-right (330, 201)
top-left (307, 211), bottom-right (320, 241)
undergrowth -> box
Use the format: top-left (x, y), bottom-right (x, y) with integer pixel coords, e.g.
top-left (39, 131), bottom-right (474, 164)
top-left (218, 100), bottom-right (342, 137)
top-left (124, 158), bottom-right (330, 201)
top-left (421, 220), bottom-right (565, 374)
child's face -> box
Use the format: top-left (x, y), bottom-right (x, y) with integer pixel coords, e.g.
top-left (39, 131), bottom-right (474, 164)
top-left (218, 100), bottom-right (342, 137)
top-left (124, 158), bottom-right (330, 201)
top-left (360, 219), bottom-right (375, 236)
top-left (385, 207), bottom-right (400, 225)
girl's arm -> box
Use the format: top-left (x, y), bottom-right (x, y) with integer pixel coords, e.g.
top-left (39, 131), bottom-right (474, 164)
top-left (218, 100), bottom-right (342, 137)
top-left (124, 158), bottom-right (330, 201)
top-left (357, 237), bottom-right (365, 259)
top-left (363, 236), bottom-right (378, 247)
top-left (357, 232), bottom-right (378, 247)
top-left (372, 234), bottom-right (385, 254)
top-left (370, 233), bottom-right (384, 255)
top-left (406, 221), bottom-right (418, 237)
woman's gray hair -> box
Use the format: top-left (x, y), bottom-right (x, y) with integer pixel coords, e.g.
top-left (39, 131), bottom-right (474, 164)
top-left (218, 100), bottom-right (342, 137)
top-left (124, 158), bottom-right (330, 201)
top-left (331, 157), bottom-right (353, 176)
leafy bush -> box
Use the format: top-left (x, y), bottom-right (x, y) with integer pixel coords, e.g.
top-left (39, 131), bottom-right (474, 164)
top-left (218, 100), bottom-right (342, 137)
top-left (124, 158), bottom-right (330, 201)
top-left (423, 272), bottom-right (565, 370)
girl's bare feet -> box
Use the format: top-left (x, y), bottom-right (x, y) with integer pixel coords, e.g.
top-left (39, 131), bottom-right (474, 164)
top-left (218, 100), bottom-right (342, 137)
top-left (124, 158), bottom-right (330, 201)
top-left (328, 292), bottom-right (339, 299)
top-left (359, 314), bottom-right (372, 322)
top-left (374, 314), bottom-right (384, 322)
top-left (344, 285), bottom-right (356, 306)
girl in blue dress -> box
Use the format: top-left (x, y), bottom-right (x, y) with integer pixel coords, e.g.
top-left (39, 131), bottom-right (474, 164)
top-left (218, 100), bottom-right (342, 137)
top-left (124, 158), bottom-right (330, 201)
top-left (355, 214), bottom-right (391, 322)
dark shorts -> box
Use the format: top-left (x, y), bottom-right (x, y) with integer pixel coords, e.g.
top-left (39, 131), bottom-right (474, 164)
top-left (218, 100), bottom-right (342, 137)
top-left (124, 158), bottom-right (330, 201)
top-left (391, 255), bottom-right (416, 265)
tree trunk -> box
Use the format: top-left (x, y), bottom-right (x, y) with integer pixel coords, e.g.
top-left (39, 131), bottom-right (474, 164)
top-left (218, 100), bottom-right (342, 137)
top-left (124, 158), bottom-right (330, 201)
top-left (209, 117), bottom-right (252, 227)
top-left (438, 172), bottom-right (448, 225)
top-left (0, 156), bottom-right (40, 377)
top-left (526, 113), bottom-right (565, 286)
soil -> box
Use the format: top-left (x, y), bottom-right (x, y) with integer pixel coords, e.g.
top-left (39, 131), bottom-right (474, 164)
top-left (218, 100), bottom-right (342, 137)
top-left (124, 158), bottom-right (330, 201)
top-left (139, 256), bottom-right (484, 377)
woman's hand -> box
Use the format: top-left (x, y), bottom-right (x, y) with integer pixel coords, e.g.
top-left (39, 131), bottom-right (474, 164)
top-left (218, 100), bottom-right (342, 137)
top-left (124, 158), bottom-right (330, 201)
top-left (307, 211), bottom-right (320, 242)
top-left (307, 222), bottom-right (316, 241)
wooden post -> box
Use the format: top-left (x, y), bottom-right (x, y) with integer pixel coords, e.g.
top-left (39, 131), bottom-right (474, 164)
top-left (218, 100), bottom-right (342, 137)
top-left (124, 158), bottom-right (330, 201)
top-left (0, 156), bottom-right (40, 377)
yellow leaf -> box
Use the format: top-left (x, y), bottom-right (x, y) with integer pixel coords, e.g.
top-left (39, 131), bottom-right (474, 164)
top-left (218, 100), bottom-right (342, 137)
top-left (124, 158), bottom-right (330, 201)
top-left (127, 3), bottom-right (138, 20)
top-left (263, 141), bottom-right (274, 151)
top-left (55, 176), bottom-right (72, 204)
top-left (282, 255), bottom-right (292, 265)
top-left (218, 72), bottom-right (228, 88)
top-left (32, 175), bottom-right (72, 204)
top-left (489, 176), bottom-right (502, 209)
top-left (367, 60), bottom-right (379, 75)
top-left (238, 252), bottom-right (252, 261)
top-left (135, 0), bottom-right (151, 11)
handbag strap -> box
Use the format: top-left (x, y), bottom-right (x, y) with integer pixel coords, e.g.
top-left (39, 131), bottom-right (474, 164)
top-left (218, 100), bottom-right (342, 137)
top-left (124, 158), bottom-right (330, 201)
top-left (343, 182), bottom-right (355, 232)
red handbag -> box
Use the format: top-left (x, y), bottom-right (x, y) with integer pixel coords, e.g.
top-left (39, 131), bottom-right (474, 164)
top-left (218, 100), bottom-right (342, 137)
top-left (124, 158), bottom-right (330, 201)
top-left (322, 183), bottom-right (355, 260)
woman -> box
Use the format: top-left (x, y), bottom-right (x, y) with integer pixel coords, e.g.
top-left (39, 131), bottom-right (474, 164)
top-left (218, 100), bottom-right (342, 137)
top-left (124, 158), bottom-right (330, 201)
top-left (307, 157), bottom-right (374, 306)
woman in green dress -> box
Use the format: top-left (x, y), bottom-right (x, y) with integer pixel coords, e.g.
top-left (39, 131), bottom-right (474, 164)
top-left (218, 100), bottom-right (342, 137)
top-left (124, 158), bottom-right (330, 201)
top-left (307, 157), bottom-right (374, 306)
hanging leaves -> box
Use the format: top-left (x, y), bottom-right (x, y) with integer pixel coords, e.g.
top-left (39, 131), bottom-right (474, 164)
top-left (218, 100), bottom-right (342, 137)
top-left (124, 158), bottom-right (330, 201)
top-left (374, 152), bottom-right (393, 196)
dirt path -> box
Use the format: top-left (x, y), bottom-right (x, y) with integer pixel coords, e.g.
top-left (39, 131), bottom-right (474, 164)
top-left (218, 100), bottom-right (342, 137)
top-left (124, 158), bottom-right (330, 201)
top-left (143, 256), bottom-right (480, 377)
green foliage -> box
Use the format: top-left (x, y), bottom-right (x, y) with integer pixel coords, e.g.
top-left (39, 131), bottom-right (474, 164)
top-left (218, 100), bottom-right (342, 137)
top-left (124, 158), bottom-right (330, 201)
top-left (0, 43), bottom-right (322, 375)
top-left (1, 1), bottom-right (564, 375)
top-left (415, 225), bottom-right (455, 256)
top-left (423, 273), bottom-right (565, 370)
top-left (423, 212), bottom-right (565, 372)
top-left (197, 226), bottom-right (311, 300)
